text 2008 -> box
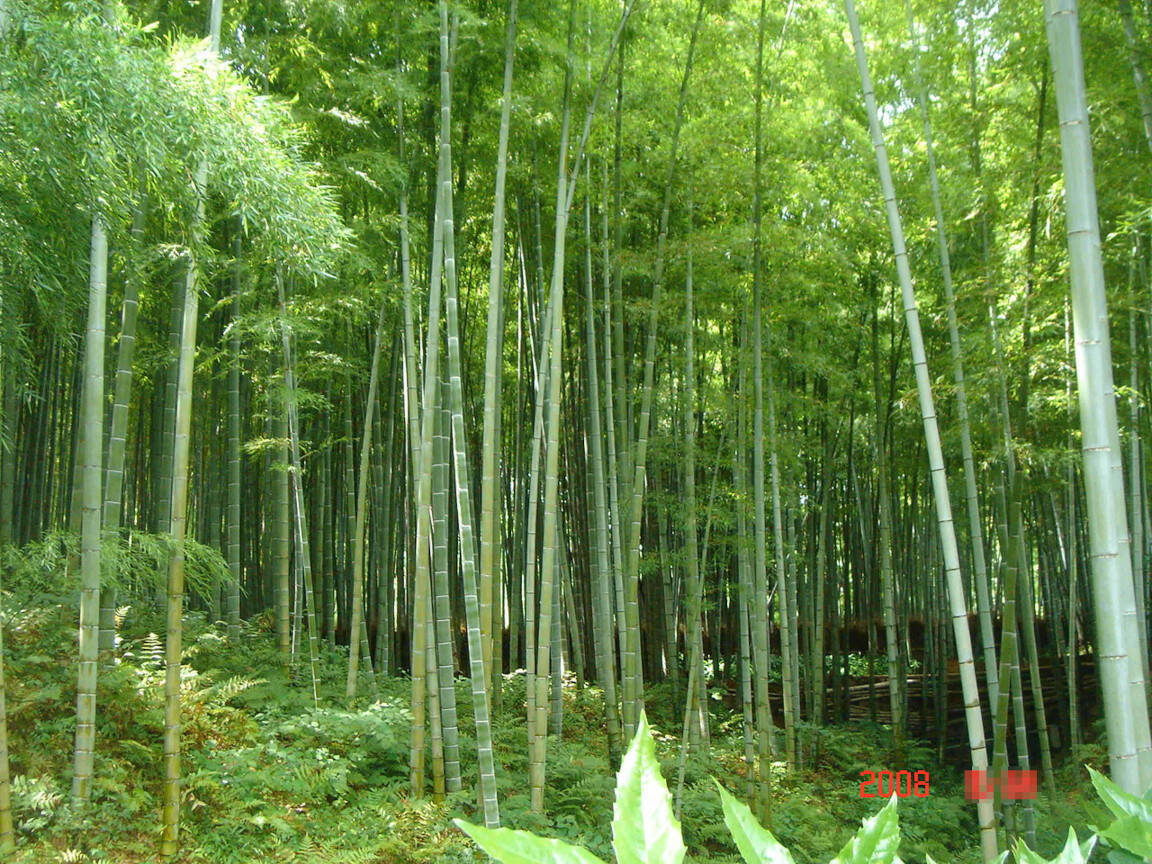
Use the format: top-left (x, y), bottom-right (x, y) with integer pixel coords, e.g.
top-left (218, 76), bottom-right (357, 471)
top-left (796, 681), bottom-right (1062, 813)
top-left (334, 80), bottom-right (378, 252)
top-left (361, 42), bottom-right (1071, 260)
top-left (859, 770), bottom-right (930, 797)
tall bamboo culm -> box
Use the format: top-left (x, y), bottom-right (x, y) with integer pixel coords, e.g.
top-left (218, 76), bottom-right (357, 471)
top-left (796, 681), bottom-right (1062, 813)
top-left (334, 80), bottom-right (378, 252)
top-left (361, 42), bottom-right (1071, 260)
top-left (71, 218), bottom-right (106, 806)
top-left (844, 0), bottom-right (997, 856)
top-left (1045, 0), bottom-right (1152, 793)
top-left (437, 0), bottom-right (500, 825)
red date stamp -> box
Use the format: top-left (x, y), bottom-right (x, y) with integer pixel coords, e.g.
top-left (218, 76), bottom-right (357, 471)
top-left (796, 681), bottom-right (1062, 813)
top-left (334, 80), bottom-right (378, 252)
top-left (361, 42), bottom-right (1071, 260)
top-left (964, 769), bottom-right (1037, 800)
top-left (859, 770), bottom-right (931, 797)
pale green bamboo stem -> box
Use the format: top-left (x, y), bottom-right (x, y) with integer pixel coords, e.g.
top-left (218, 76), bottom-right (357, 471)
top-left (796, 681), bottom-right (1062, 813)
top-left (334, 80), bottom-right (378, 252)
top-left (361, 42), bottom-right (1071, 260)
top-left (1046, 0), bottom-right (1152, 792)
top-left (72, 217), bottom-right (107, 806)
top-left (531, 5), bottom-right (573, 810)
top-left (225, 233), bottom-right (241, 640)
top-left (624, 0), bottom-right (704, 741)
top-left (275, 413), bottom-right (291, 658)
top-left (161, 193), bottom-right (201, 856)
top-left (276, 277), bottom-right (322, 709)
top-left (409, 49), bottom-right (449, 796)
top-left (161, 1), bottom-right (222, 844)
top-left (433, 378), bottom-right (461, 791)
top-left (681, 198), bottom-right (705, 744)
top-left (100, 205), bottom-right (145, 658)
top-left (438, 2), bottom-right (499, 825)
top-left (750, 0), bottom-right (776, 814)
top-left (585, 160), bottom-right (623, 766)
top-left (905, 0), bottom-right (998, 707)
top-left (346, 303), bottom-right (387, 699)
top-left (844, 0), bottom-right (997, 855)
top-left (478, 0), bottom-right (518, 695)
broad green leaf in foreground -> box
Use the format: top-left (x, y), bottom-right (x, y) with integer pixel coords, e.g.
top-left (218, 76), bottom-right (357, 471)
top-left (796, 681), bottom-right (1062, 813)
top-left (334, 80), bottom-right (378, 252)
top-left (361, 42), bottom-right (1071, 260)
top-left (452, 819), bottom-right (606, 864)
top-left (1089, 768), bottom-right (1152, 825)
top-left (1105, 849), bottom-right (1145, 864)
top-left (830, 794), bottom-right (899, 864)
top-left (1099, 814), bottom-right (1152, 860)
top-left (612, 711), bottom-right (687, 864)
top-left (713, 779), bottom-right (795, 864)
top-left (1015, 828), bottom-right (1096, 864)
top-left (1088, 768), bottom-right (1152, 859)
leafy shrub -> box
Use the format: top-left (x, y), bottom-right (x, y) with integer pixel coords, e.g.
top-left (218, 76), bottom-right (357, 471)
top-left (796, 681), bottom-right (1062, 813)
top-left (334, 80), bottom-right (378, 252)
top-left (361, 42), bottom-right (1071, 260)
top-left (457, 714), bottom-right (1152, 864)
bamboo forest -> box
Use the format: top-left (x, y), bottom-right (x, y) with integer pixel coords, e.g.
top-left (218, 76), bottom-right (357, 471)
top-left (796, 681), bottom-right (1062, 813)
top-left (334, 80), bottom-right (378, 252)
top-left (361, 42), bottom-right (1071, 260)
top-left (5, 0), bottom-right (1152, 859)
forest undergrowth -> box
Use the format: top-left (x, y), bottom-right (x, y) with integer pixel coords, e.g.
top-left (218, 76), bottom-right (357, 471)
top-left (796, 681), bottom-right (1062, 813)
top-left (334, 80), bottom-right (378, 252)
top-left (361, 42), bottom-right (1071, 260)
top-left (4, 602), bottom-right (1112, 864)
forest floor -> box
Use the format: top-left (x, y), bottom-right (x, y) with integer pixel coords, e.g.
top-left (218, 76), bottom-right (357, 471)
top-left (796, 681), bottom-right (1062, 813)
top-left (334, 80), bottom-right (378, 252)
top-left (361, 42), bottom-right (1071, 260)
top-left (6, 605), bottom-right (1112, 864)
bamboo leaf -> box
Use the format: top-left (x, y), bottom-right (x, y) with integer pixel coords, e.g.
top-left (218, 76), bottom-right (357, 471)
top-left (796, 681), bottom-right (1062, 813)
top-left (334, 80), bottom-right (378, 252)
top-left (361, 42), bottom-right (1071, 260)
top-left (453, 820), bottom-right (605, 864)
top-left (612, 711), bottom-right (686, 864)
top-left (713, 779), bottom-right (795, 864)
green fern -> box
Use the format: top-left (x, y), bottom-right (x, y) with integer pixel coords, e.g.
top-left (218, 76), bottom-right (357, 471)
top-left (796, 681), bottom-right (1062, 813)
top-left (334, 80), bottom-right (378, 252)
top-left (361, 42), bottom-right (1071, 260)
top-left (11, 773), bottom-right (64, 834)
top-left (189, 674), bottom-right (267, 706)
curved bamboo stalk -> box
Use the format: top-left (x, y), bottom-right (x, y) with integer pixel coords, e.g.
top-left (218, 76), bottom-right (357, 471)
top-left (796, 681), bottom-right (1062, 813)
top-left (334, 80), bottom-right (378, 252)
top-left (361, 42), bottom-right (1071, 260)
top-left (904, 0), bottom-right (998, 706)
top-left (844, 0), bottom-right (997, 856)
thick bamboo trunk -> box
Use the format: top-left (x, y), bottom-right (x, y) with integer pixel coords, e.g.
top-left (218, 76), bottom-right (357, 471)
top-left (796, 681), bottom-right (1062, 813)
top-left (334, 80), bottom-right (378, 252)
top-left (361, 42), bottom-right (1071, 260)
top-left (72, 217), bottom-right (107, 805)
top-left (100, 205), bottom-right (145, 658)
top-left (1046, 0), bottom-right (1152, 792)
top-left (432, 379), bottom-right (461, 790)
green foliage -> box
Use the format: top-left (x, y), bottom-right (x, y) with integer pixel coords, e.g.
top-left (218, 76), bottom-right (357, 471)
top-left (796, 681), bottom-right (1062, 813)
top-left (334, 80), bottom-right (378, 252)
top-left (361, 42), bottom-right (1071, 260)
top-left (612, 712), bottom-right (687, 864)
top-left (831, 795), bottom-right (901, 864)
top-left (10, 774), bottom-right (63, 836)
top-left (458, 711), bottom-right (919, 864)
top-left (455, 823), bottom-right (605, 864)
top-left (1087, 767), bottom-right (1152, 862)
top-left (1015, 829), bottom-right (1096, 864)
top-left (0, 530), bottom-right (229, 607)
top-left (714, 779), bottom-right (796, 864)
